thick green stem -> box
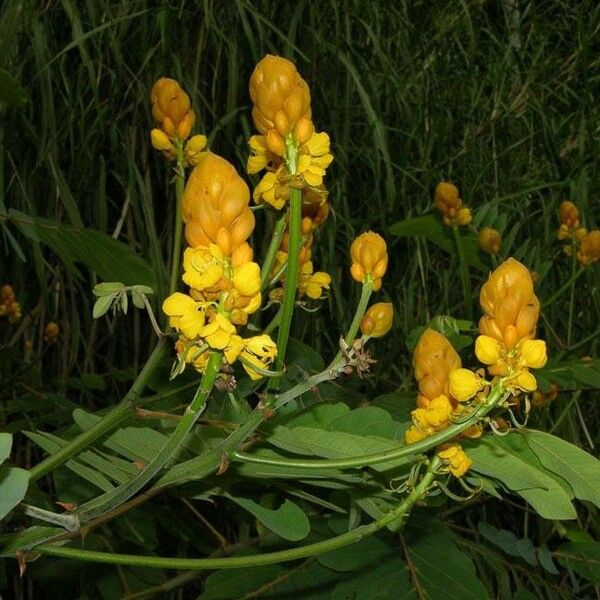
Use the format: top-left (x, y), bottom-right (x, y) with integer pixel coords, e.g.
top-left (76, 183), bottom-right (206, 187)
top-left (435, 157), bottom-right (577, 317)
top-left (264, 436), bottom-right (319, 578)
top-left (28, 338), bottom-right (168, 483)
top-left (168, 140), bottom-right (186, 295)
top-left (260, 214), bottom-right (287, 291)
top-left (452, 225), bottom-right (473, 321)
top-left (344, 280), bottom-right (373, 346)
top-left (543, 266), bottom-right (585, 309)
top-left (73, 352), bottom-right (222, 523)
top-left (35, 457), bottom-right (440, 570)
top-left (237, 383), bottom-right (506, 470)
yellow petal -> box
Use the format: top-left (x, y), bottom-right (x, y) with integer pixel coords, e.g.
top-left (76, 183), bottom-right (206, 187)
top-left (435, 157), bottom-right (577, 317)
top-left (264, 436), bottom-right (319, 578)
top-left (519, 339), bottom-right (547, 369)
top-left (475, 335), bottom-right (502, 365)
top-left (449, 368), bottom-right (484, 402)
top-left (233, 262), bottom-right (261, 297)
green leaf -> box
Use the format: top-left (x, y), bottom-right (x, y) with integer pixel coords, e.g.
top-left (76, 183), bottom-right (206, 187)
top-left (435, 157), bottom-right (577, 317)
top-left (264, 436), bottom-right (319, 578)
top-left (0, 433), bottom-right (12, 466)
top-left (227, 495), bottom-right (310, 541)
top-left (93, 282), bottom-right (125, 296)
top-left (523, 429), bottom-right (600, 509)
top-left (466, 436), bottom-right (577, 520)
top-left (10, 210), bottom-right (156, 287)
top-left (93, 294), bottom-right (116, 319)
top-left (326, 406), bottom-right (398, 439)
top-left (331, 557), bottom-right (414, 599)
top-left (0, 466), bottom-right (28, 521)
top-left (199, 565), bottom-right (284, 600)
top-left (130, 285), bottom-right (154, 295)
top-left (131, 290), bottom-right (146, 309)
top-left (389, 215), bottom-right (486, 271)
top-left (404, 517), bottom-right (489, 599)
top-left (318, 533), bottom-right (394, 572)
top-left (557, 542), bottom-right (600, 583)
top-left (0, 68), bottom-right (27, 106)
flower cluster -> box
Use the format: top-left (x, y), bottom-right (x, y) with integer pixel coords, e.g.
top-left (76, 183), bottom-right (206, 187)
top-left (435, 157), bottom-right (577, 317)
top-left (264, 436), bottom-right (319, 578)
top-left (434, 182), bottom-right (471, 227)
top-left (0, 285), bottom-right (21, 323)
top-left (556, 200), bottom-right (600, 266)
top-left (350, 232), bottom-right (388, 291)
top-left (404, 328), bottom-right (475, 477)
top-left (43, 322), bottom-right (59, 344)
top-left (469, 258), bottom-right (547, 394)
top-left (478, 227), bottom-right (502, 256)
top-left (247, 55), bottom-right (333, 209)
top-left (268, 190), bottom-right (332, 302)
top-left (163, 152), bottom-right (277, 380)
top-left (150, 78), bottom-right (207, 165)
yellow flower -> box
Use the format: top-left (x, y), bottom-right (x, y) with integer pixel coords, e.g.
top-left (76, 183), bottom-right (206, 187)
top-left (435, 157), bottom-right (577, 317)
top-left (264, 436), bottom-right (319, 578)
top-left (478, 227), bottom-right (502, 255)
top-left (360, 302), bottom-right (393, 338)
top-left (449, 368), bottom-right (485, 402)
top-left (350, 231), bottom-right (388, 291)
top-left (405, 426), bottom-right (428, 444)
top-left (519, 339), bottom-right (547, 369)
top-left (559, 200), bottom-right (580, 229)
top-left (182, 245), bottom-right (225, 292)
top-left (199, 313), bottom-right (237, 350)
top-left (434, 182), bottom-right (461, 214)
top-left (151, 129), bottom-right (175, 154)
top-left (163, 293), bottom-right (209, 339)
top-left (232, 261), bottom-right (261, 298)
top-left (296, 132), bottom-right (333, 187)
top-left (405, 395), bottom-right (453, 444)
top-left (475, 335), bottom-right (502, 365)
top-left (247, 135), bottom-right (282, 174)
top-left (151, 78), bottom-right (195, 140)
top-left (577, 230), bottom-right (600, 266)
top-left (240, 335), bottom-right (278, 380)
top-left (511, 369), bottom-right (538, 393)
top-left (456, 207), bottom-right (472, 226)
top-left (252, 168), bottom-right (289, 209)
top-left (298, 261), bottom-right (331, 299)
top-left (184, 134), bottom-right (208, 165)
top-left (43, 322), bottom-right (60, 344)
top-left (437, 444), bottom-right (472, 477)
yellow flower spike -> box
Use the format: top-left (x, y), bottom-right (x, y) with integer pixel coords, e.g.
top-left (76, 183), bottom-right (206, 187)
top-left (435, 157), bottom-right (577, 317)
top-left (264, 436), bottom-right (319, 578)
top-left (519, 339), bottom-right (547, 369)
top-left (182, 245), bottom-right (225, 291)
top-left (184, 134), bottom-right (208, 166)
top-left (475, 335), bottom-right (502, 365)
top-left (249, 55), bottom-right (311, 137)
top-left (449, 368), bottom-right (485, 402)
top-left (151, 78), bottom-right (195, 141)
top-left (434, 182), bottom-right (462, 215)
top-left (163, 292), bottom-right (209, 339)
top-left (559, 200), bottom-right (580, 229)
top-left (360, 302), bottom-right (394, 338)
top-left (350, 231), bottom-right (388, 291)
top-left (240, 334), bottom-right (278, 380)
top-left (577, 230), bottom-right (600, 266)
top-left (478, 227), bottom-right (502, 255)
top-left (232, 261), bottom-right (261, 297)
top-left (437, 444), bottom-right (473, 477)
top-left (199, 313), bottom-right (236, 350)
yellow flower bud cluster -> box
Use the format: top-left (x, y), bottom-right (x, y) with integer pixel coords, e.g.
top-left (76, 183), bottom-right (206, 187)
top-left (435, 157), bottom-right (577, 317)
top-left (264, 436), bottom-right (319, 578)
top-left (163, 152), bottom-right (277, 380)
top-left (556, 201), bottom-right (585, 242)
top-left (43, 322), bottom-right (60, 344)
top-left (475, 258), bottom-right (547, 393)
top-left (434, 182), bottom-right (471, 227)
top-left (150, 78), bottom-right (207, 165)
top-left (478, 227), bottom-right (502, 256)
top-left (360, 303), bottom-right (394, 338)
top-left (0, 285), bottom-right (22, 323)
top-left (269, 190), bottom-right (332, 302)
top-left (555, 200), bottom-right (600, 266)
top-left (248, 56), bottom-right (333, 210)
top-left (350, 232), bottom-right (388, 291)
top-left (577, 230), bottom-right (600, 266)
top-left (404, 329), bottom-right (476, 477)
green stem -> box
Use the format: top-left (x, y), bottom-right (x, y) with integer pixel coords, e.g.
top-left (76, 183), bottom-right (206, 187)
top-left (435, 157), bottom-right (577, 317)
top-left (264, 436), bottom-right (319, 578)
top-left (344, 280), bottom-right (373, 346)
top-left (260, 214), bottom-right (287, 292)
top-left (73, 352), bottom-right (222, 524)
top-left (28, 338), bottom-right (168, 483)
top-left (35, 457), bottom-right (440, 570)
top-left (452, 225), bottom-right (473, 321)
top-left (168, 140), bottom-right (186, 295)
top-left (566, 240), bottom-right (577, 346)
top-left (238, 383), bottom-right (506, 470)
top-left (543, 267), bottom-right (585, 309)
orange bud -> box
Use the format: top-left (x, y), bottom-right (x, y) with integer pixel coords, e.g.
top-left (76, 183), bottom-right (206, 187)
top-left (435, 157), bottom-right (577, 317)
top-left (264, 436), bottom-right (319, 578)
top-left (578, 230), bottom-right (600, 266)
top-left (294, 116), bottom-right (313, 144)
top-left (478, 227), bottom-right (502, 255)
top-left (360, 303), bottom-right (393, 338)
top-left (350, 232), bottom-right (388, 291)
top-left (559, 200), bottom-right (579, 229)
top-left (151, 78), bottom-right (194, 140)
top-left (434, 182), bottom-right (462, 215)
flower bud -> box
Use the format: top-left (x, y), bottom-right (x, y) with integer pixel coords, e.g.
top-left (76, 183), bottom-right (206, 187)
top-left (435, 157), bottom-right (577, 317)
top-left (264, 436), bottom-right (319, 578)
top-left (456, 207), bottom-right (472, 226)
top-left (151, 128), bottom-right (174, 152)
top-left (151, 78), bottom-right (194, 140)
top-left (519, 339), bottom-right (547, 369)
top-left (184, 134), bottom-right (208, 165)
top-left (475, 335), bottom-right (502, 365)
top-left (249, 55), bottom-right (311, 137)
top-left (559, 200), bottom-right (579, 229)
top-left (360, 303), bottom-right (393, 338)
top-left (478, 227), bottom-right (501, 255)
top-left (578, 230), bottom-right (600, 266)
top-left (434, 182), bottom-right (461, 215)
top-left (294, 116), bottom-right (313, 144)
top-left (350, 231), bottom-right (388, 290)
top-left (43, 322), bottom-right (60, 344)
